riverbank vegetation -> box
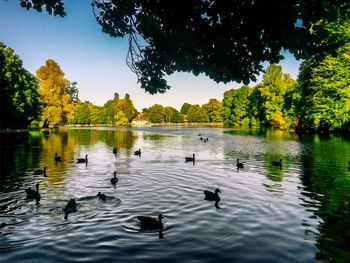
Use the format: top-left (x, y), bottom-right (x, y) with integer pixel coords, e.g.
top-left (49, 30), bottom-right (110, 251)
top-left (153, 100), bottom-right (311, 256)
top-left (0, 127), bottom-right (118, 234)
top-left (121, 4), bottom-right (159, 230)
top-left (1, 39), bottom-right (349, 132)
top-left (1, 4), bottom-right (349, 132)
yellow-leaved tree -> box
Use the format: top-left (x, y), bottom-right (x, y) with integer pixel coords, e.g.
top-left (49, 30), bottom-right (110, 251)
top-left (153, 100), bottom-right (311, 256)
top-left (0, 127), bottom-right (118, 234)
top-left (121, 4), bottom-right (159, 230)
top-left (36, 59), bottom-right (74, 127)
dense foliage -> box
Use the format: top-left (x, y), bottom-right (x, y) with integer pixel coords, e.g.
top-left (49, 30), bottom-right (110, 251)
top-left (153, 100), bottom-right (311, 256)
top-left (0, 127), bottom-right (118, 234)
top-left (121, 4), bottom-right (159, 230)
top-left (0, 42), bottom-right (40, 129)
top-left (70, 92), bottom-right (137, 126)
top-left (222, 64), bottom-right (297, 129)
top-left (19, 0), bottom-right (350, 94)
top-left (298, 44), bottom-right (350, 131)
top-left (36, 59), bottom-right (74, 127)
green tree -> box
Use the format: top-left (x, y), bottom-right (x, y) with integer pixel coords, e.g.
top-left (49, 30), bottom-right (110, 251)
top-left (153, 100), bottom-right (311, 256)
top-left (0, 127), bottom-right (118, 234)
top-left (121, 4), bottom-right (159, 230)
top-left (36, 59), bottom-right (74, 127)
top-left (100, 99), bottom-right (115, 125)
top-left (247, 85), bottom-right (264, 127)
top-left (164, 107), bottom-right (174, 122)
top-left (89, 103), bottom-right (101, 124)
top-left (223, 86), bottom-right (251, 127)
top-left (180, 102), bottom-right (192, 115)
top-left (115, 93), bottom-right (137, 123)
top-left (299, 44), bottom-right (350, 131)
top-left (148, 104), bottom-right (165, 123)
top-left (202, 98), bottom-right (223, 122)
top-left (115, 111), bottom-right (128, 126)
top-left (258, 64), bottom-right (296, 129)
top-left (171, 108), bottom-right (183, 123)
top-left (0, 42), bottom-right (40, 129)
top-left (72, 101), bottom-right (90, 124)
top-left (187, 105), bottom-right (209, 122)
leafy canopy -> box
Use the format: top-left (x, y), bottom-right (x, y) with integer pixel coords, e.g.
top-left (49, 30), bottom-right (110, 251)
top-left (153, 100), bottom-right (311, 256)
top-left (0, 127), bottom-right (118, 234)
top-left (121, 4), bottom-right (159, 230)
top-left (0, 42), bottom-right (40, 128)
top-left (19, 0), bottom-right (350, 94)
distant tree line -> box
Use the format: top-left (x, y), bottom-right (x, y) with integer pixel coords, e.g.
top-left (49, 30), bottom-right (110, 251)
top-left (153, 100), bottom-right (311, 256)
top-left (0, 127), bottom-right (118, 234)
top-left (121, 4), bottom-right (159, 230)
top-left (143, 98), bottom-right (223, 124)
top-left (1, 20), bottom-right (349, 132)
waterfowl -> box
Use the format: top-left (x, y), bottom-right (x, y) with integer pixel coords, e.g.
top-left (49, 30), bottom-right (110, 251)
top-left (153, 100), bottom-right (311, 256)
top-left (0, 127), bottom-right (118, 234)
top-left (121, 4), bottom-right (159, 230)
top-left (77, 154), bottom-right (88, 163)
top-left (272, 159), bottom-right (282, 167)
top-left (204, 188), bottom-right (221, 202)
top-left (236, 159), bottom-right (244, 169)
top-left (97, 192), bottom-right (107, 201)
top-left (25, 183), bottom-right (41, 201)
top-left (64, 199), bottom-right (77, 219)
top-left (33, 167), bottom-right (46, 176)
top-left (113, 147), bottom-right (117, 154)
top-left (134, 149), bottom-right (141, 156)
top-left (110, 171), bottom-right (118, 184)
top-left (54, 153), bottom-right (62, 162)
top-left (185, 153), bottom-right (195, 162)
top-left (137, 214), bottom-right (163, 230)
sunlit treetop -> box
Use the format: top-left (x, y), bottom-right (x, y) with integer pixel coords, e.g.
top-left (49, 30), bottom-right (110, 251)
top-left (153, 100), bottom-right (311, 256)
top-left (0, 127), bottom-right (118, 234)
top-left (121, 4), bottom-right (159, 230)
top-left (20, 0), bottom-right (350, 94)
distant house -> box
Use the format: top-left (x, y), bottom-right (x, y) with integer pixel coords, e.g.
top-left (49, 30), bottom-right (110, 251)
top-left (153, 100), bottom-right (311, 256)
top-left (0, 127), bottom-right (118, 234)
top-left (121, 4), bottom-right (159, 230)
top-left (132, 113), bottom-right (150, 126)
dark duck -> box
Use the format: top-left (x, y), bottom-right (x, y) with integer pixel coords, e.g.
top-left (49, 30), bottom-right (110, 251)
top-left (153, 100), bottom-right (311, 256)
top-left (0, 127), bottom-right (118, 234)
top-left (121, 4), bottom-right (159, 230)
top-left (137, 214), bottom-right (164, 230)
top-left (110, 171), bottom-right (118, 185)
top-left (54, 153), bottom-right (62, 162)
top-left (236, 159), bottom-right (244, 169)
top-left (77, 154), bottom-right (88, 164)
top-left (272, 159), bottom-right (282, 167)
top-left (134, 149), bottom-right (141, 156)
top-left (25, 183), bottom-right (41, 202)
top-left (64, 199), bottom-right (77, 219)
top-left (97, 192), bottom-right (107, 201)
top-left (33, 167), bottom-right (47, 176)
top-left (185, 154), bottom-right (195, 162)
top-left (204, 188), bottom-right (221, 202)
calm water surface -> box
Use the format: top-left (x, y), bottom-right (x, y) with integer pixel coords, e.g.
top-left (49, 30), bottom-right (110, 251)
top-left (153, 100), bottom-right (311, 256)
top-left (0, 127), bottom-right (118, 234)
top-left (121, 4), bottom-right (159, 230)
top-left (0, 127), bottom-right (350, 262)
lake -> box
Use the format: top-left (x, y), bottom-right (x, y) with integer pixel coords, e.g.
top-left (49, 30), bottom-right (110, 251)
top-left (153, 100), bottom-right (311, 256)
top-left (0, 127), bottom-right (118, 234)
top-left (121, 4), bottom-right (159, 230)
top-left (0, 127), bottom-right (349, 262)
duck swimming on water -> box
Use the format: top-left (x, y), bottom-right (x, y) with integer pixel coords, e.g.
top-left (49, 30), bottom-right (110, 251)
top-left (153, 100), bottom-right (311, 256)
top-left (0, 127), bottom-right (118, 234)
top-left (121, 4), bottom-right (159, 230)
top-left (204, 188), bottom-right (221, 202)
top-left (97, 192), bottom-right (107, 201)
top-left (54, 153), bottom-right (62, 162)
top-left (236, 159), bottom-right (244, 169)
top-left (134, 149), bottom-right (141, 156)
top-left (77, 154), bottom-right (88, 164)
top-left (110, 171), bottom-right (118, 185)
top-left (64, 199), bottom-right (77, 219)
top-left (33, 167), bottom-right (47, 176)
top-left (25, 183), bottom-right (41, 202)
top-left (137, 214), bottom-right (164, 230)
top-left (272, 159), bottom-right (282, 167)
top-left (185, 154), bottom-right (195, 162)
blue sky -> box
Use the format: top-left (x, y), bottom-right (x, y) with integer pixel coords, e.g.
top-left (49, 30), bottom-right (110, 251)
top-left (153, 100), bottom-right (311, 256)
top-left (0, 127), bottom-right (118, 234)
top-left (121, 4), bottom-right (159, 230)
top-left (0, 1), bottom-right (301, 111)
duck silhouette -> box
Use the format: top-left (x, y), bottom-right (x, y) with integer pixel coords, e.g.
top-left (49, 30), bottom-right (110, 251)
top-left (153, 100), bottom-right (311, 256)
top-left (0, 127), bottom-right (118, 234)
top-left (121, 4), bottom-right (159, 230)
top-left (185, 153), bottom-right (195, 162)
top-left (77, 154), bottom-right (88, 164)
top-left (110, 171), bottom-right (118, 185)
top-left (33, 167), bottom-right (47, 176)
top-left (113, 147), bottom-right (117, 154)
top-left (204, 188), bottom-right (221, 202)
top-left (137, 214), bottom-right (164, 230)
top-left (97, 192), bottom-right (107, 201)
top-left (25, 183), bottom-right (41, 202)
top-left (236, 159), bottom-right (244, 169)
top-left (272, 159), bottom-right (282, 167)
top-left (54, 153), bottom-right (62, 162)
top-left (64, 199), bottom-right (77, 219)
top-left (134, 149), bottom-right (141, 156)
